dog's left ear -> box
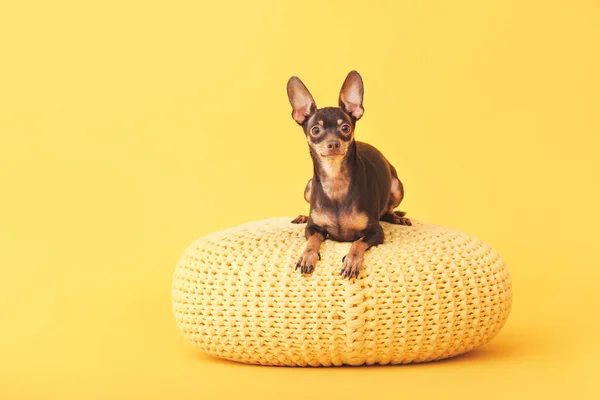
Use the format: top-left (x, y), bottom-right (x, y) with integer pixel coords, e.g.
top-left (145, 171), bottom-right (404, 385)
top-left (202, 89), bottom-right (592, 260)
top-left (339, 70), bottom-right (364, 120)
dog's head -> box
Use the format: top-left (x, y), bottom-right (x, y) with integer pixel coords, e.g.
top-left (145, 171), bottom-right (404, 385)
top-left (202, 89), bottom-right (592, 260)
top-left (287, 71), bottom-right (364, 158)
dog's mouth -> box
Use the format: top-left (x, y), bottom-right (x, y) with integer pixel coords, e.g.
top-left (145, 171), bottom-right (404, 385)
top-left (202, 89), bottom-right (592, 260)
top-left (319, 148), bottom-right (347, 158)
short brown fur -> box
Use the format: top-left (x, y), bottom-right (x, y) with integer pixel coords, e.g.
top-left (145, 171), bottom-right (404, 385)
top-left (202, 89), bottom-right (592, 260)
top-left (287, 71), bottom-right (412, 279)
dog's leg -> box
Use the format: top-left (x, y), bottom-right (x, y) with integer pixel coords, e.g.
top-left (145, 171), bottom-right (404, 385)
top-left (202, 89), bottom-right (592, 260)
top-left (380, 174), bottom-right (411, 225)
top-left (340, 224), bottom-right (384, 279)
top-left (296, 225), bottom-right (325, 274)
top-left (291, 179), bottom-right (313, 224)
top-left (303, 179), bottom-right (313, 202)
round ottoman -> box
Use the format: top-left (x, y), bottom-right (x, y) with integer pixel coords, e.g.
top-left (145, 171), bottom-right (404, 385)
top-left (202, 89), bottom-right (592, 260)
top-left (172, 218), bottom-right (512, 366)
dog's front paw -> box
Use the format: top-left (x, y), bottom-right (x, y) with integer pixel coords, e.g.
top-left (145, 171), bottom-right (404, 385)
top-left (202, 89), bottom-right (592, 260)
top-left (291, 215), bottom-right (309, 224)
top-left (295, 250), bottom-right (319, 275)
top-left (340, 253), bottom-right (363, 279)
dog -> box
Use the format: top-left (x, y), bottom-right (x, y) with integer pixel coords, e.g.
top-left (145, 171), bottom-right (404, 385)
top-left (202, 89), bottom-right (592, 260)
top-left (287, 71), bottom-right (411, 279)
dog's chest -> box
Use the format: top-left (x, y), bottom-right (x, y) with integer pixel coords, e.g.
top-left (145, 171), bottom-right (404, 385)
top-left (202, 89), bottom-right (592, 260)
top-left (310, 206), bottom-right (368, 242)
top-left (321, 177), bottom-right (350, 202)
top-left (317, 157), bottom-right (351, 202)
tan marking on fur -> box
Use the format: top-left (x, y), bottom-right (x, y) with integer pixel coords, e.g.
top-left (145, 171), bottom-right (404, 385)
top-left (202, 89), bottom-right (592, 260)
top-left (311, 209), bottom-right (336, 228)
top-left (318, 120), bottom-right (324, 126)
top-left (337, 119), bottom-right (343, 125)
top-left (311, 207), bottom-right (368, 242)
top-left (340, 236), bottom-right (369, 278)
top-left (319, 157), bottom-right (350, 201)
top-left (322, 179), bottom-right (350, 201)
top-left (320, 156), bottom-right (343, 176)
top-left (297, 231), bottom-right (324, 274)
top-left (339, 209), bottom-right (369, 232)
top-left (348, 237), bottom-right (369, 258)
top-left (303, 179), bottom-right (313, 203)
top-left (305, 231), bottom-right (324, 252)
top-left (388, 177), bottom-right (401, 212)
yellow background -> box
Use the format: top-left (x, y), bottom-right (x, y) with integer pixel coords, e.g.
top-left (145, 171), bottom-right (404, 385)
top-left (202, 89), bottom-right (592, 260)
top-left (1, 0), bottom-right (599, 398)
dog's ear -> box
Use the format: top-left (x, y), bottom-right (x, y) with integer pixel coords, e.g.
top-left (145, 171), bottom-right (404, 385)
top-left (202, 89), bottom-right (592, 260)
top-left (287, 76), bottom-right (316, 125)
top-left (339, 71), bottom-right (364, 120)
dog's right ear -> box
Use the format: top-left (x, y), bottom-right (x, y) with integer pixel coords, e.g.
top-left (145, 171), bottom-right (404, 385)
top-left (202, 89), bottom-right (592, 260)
top-left (287, 76), bottom-right (316, 125)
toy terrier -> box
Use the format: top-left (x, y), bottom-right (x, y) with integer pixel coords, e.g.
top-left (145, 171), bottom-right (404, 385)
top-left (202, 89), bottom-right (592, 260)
top-left (287, 71), bottom-right (411, 279)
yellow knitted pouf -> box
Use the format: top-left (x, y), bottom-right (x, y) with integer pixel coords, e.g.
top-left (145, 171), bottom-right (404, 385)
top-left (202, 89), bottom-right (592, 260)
top-left (172, 218), bottom-right (512, 366)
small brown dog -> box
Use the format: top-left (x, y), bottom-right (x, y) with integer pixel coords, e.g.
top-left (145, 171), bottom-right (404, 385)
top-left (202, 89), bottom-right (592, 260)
top-left (288, 71), bottom-right (411, 279)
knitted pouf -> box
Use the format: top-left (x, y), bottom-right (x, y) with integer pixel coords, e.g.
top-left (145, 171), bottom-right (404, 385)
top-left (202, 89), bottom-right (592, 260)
top-left (172, 218), bottom-right (512, 367)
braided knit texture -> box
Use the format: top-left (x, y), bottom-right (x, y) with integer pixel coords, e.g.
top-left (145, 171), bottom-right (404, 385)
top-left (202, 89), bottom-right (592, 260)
top-left (172, 218), bottom-right (512, 366)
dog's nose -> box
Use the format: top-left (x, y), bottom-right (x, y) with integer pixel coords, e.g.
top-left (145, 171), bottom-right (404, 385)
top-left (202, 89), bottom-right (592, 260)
top-left (326, 140), bottom-right (341, 150)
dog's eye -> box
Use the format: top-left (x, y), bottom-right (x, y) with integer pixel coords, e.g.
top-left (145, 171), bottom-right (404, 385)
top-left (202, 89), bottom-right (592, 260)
top-left (310, 126), bottom-right (321, 136)
top-left (340, 124), bottom-right (351, 134)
